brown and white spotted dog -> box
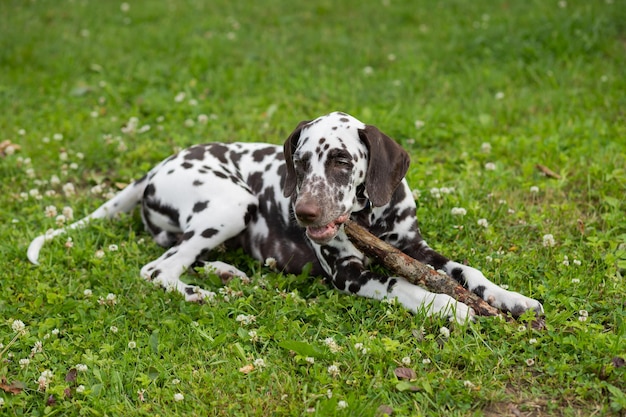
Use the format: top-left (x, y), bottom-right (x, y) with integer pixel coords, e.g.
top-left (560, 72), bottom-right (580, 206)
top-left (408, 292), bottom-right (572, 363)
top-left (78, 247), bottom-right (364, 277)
top-left (28, 112), bottom-right (543, 323)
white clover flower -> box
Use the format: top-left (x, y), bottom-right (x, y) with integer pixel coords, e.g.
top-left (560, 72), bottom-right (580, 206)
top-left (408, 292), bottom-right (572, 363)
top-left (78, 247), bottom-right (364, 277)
top-left (184, 118), bottom-right (195, 127)
top-left (264, 257), bottom-right (277, 269)
top-left (481, 142), bottom-right (492, 153)
top-left (411, 189), bottom-right (421, 200)
top-left (120, 2), bottom-right (130, 12)
top-left (451, 207), bottom-right (467, 216)
top-left (51, 328), bottom-right (60, 335)
top-left (573, 259), bottom-right (582, 266)
top-left (128, 341), bottom-right (136, 349)
top-left (198, 114), bottom-right (209, 124)
top-left (31, 341), bottom-right (43, 355)
top-left (571, 278), bottom-right (581, 284)
top-left (439, 326), bottom-right (450, 338)
top-left (337, 400), bottom-right (348, 409)
top-left (19, 358), bottom-right (30, 368)
top-left (362, 66), bottom-right (374, 75)
top-left (108, 244), bottom-right (119, 252)
top-left (401, 356), bottom-right (411, 365)
top-left (463, 380), bottom-right (475, 389)
top-left (529, 338), bottom-right (538, 345)
top-left (530, 186), bottom-right (539, 193)
top-left (138, 124), bottom-right (151, 134)
top-left (247, 330), bottom-right (259, 342)
top-left (56, 215), bottom-right (66, 227)
top-left (37, 369), bottom-right (54, 391)
top-left (94, 250), bottom-right (105, 259)
top-left (542, 234), bottom-right (556, 247)
top-left (495, 91), bottom-right (505, 100)
top-left (414, 120), bottom-right (425, 129)
top-left (430, 187), bottom-right (442, 199)
top-left (62, 206), bottom-right (74, 220)
top-left (235, 314), bottom-right (256, 325)
top-left (62, 182), bottom-right (76, 196)
top-left (305, 357), bottom-right (315, 364)
top-left (76, 364), bottom-right (88, 372)
top-left (110, 325), bottom-right (118, 333)
top-left (253, 358), bottom-right (266, 368)
top-left (327, 364), bottom-right (340, 377)
top-left (484, 162), bottom-right (496, 171)
top-left (76, 385), bottom-right (85, 393)
top-left (53, 133), bottom-right (63, 141)
top-left (174, 393), bottom-right (184, 402)
top-left (525, 358), bottom-right (535, 366)
top-left (422, 358), bottom-right (431, 364)
top-left (324, 337), bottom-right (341, 353)
top-left (477, 218), bottom-right (489, 228)
top-left (12, 319), bottom-right (26, 334)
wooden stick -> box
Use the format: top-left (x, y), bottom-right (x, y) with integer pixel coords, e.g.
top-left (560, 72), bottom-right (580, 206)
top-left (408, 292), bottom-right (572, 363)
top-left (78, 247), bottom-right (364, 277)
top-left (343, 220), bottom-right (501, 317)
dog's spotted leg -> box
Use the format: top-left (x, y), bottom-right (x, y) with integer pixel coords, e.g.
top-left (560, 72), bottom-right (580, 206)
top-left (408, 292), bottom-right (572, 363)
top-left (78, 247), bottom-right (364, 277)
top-left (140, 205), bottom-right (254, 302)
top-left (406, 240), bottom-right (543, 317)
top-left (316, 235), bottom-right (475, 324)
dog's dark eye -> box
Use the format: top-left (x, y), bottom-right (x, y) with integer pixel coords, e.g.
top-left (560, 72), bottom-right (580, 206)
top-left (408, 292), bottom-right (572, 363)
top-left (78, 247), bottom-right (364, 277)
top-left (335, 158), bottom-right (352, 168)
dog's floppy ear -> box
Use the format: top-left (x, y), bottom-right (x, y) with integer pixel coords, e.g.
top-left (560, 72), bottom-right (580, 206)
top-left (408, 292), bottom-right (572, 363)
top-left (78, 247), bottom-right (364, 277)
top-left (358, 124), bottom-right (410, 207)
top-left (282, 120), bottom-right (311, 198)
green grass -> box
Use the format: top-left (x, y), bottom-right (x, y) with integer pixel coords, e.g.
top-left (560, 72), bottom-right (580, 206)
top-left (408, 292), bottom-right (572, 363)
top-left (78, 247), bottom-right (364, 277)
top-left (1, 0), bottom-right (625, 415)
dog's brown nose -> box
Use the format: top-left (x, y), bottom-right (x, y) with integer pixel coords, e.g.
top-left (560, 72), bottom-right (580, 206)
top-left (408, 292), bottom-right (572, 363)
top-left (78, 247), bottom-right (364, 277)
top-left (295, 200), bottom-right (321, 224)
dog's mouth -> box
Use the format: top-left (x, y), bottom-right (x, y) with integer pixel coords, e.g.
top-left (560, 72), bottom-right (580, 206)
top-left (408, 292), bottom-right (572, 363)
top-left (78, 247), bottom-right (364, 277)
top-left (305, 214), bottom-right (350, 244)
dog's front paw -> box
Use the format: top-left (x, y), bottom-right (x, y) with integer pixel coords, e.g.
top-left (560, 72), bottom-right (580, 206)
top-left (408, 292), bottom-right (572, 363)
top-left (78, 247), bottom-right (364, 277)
top-left (487, 289), bottom-right (543, 317)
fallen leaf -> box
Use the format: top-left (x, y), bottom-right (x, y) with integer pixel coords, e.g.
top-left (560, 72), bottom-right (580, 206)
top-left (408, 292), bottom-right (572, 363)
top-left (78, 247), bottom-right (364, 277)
top-left (239, 364), bottom-right (254, 374)
top-left (395, 381), bottom-right (420, 392)
top-left (535, 163), bottom-right (561, 179)
top-left (394, 367), bottom-right (417, 380)
top-left (0, 376), bottom-right (25, 394)
top-left (65, 368), bottom-right (78, 382)
top-left (612, 357), bottom-right (625, 368)
top-left (376, 404), bottom-right (394, 415)
top-left (64, 387), bottom-right (72, 398)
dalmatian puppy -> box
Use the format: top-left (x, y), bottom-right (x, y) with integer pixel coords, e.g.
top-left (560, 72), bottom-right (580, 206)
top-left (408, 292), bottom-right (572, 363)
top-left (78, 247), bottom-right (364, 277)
top-left (28, 112), bottom-right (543, 322)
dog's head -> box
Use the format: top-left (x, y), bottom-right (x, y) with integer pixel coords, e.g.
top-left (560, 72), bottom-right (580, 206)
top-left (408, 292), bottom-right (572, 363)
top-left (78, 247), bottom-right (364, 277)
top-left (283, 111), bottom-right (410, 244)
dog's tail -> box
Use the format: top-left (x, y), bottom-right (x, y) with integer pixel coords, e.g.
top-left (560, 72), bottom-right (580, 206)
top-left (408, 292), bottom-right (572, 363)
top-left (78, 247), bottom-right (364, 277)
top-left (27, 175), bottom-right (150, 265)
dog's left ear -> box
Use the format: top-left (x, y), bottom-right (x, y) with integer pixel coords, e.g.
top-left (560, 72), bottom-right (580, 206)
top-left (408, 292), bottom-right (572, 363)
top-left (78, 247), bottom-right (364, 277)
top-left (282, 120), bottom-right (311, 198)
top-left (359, 125), bottom-right (410, 207)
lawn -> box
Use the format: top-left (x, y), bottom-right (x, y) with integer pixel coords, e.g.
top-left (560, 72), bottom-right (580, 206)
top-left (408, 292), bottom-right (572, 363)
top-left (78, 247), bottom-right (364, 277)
top-left (1, 0), bottom-right (625, 415)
